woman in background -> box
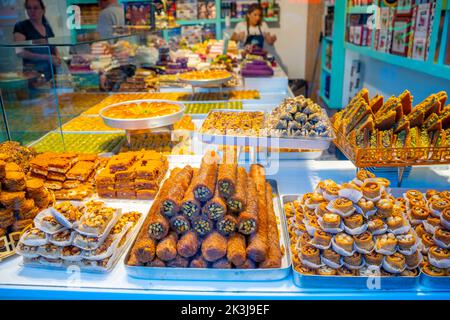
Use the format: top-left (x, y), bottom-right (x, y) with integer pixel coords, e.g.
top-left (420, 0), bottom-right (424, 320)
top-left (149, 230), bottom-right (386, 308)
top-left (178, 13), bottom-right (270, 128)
top-left (13, 0), bottom-right (60, 81)
top-left (231, 3), bottom-right (277, 49)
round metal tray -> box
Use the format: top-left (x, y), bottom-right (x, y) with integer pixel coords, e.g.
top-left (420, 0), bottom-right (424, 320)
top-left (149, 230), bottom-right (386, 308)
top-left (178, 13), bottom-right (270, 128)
top-left (100, 99), bottom-right (185, 130)
top-left (178, 75), bottom-right (232, 87)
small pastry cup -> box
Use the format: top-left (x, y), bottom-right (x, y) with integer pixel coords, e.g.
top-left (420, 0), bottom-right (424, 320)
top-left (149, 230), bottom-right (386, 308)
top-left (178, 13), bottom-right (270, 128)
top-left (317, 266), bottom-right (338, 276)
top-left (326, 198), bottom-right (356, 217)
top-left (434, 228), bottom-right (450, 249)
top-left (364, 252), bottom-right (384, 267)
top-left (382, 253), bottom-right (407, 274)
top-left (318, 214), bottom-right (343, 234)
top-left (331, 235), bottom-right (355, 257)
top-left (422, 263), bottom-right (446, 276)
top-left (428, 247), bottom-right (450, 269)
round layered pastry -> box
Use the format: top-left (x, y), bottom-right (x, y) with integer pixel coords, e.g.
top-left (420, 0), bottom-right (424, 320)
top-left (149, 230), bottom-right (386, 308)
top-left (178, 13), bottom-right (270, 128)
top-left (408, 197), bottom-right (426, 208)
top-left (361, 181), bottom-right (381, 200)
top-left (305, 192), bottom-right (326, 209)
top-left (284, 203), bottom-right (295, 217)
top-left (299, 232), bottom-right (311, 247)
top-left (376, 199), bottom-right (394, 217)
top-left (323, 185), bottom-right (341, 201)
top-left (429, 246), bottom-right (450, 262)
top-left (415, 224), bottom-right (427, 239)
top-left (374, 177), bottom-right (390, 189)
top-left (304, 208), bottom-right (316, 220)
top-left (426, 189), bottom-right (440, 200)
top-left (435, 228), bottom-right (450, 247)
top-left (322, 249), bottom-right (341, 266)
top-left (354, 231), bottom-right (374, 252)
top-left (292, 254), bottom-right (301, 266)
top-left (376, 233), bottom-right (398, 253)
top-left (315, 202), bottom-right (331, 217)
top-left (309, 216), bottom-right (321, 230)
top-left (422, 263), bottom-right (446, 276)
top-left (295, 210), bottom-right (305, 225)
top-left (338, 183), bottom-right (362, 201)
top-left (317, 266), bottom-right (338, 276)
top-left (356, 198), bottom-right (375, 215)
top-left (421, 233), bottom-right (435, 251)
top-left (385, 252), bottom-right (406, 271)
top-left (364, 251), bottom-right (384, 267)
top-left (401, 269), bottom-right (419, 277)
top-left (426, 216), bottom-right (441, 229)
top-left (405, 190), bottom-right (424, 202)
top-left (395, 197), bottom-right (407, 206)
top-left (343, 252), bottom-right (363, 268)
top-left (301, 245), bottom-right (321, 266)
top-left (334, 232), bottom-right (354, 253)
top-left (293, 200), bottom-right (302, 212)
top-left (405, 250), bottom-right (422, 269)
top-left (316, 179), bottom-right (338, 195)
top-left (321, 213), bottom-right (341, 229)
top-left (296, 223), bottom-right (307, 234)
top-left (440, 191), bottom-right (450, 200)
top-left (302, 193), bottom-right (314, 204)
top-left (355, 170), bottom-right (375, 185)
top-left (295, 263), bottom-right (316, 275)
top-left (397, 232), bottom-right (417, 251)
top-left (343, 214), bottom-right (364, 230)
top-left (337, 266), bottom-right (357, 276)
top-left (443, 208), bottom-right (450, 226)
top-left (330, 198), bottom-right (355, 216)
top-left (312, 230), bottom-right (332, 248)
top-left (386, 215), bottom-right (406, 231)
top-left (430, 198), bottom-right (450, 215)
top-left (368, 218), bottom-right (386, 234)
top-left (410, 205), bottom-right (430, 222)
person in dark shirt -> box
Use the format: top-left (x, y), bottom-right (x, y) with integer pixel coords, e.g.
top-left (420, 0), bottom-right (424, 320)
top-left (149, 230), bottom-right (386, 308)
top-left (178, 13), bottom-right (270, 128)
top-left (13, 0), bottom-right (60, 80)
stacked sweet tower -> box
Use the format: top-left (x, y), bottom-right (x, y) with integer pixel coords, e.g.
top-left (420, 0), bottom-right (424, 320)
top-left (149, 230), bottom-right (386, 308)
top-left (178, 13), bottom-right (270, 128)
top-left (290, 170), bottom-right (422, 276)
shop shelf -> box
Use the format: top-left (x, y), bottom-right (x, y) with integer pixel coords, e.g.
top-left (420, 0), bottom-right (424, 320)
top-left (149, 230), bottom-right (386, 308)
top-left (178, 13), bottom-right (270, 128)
top-left (347, 5), bottom-right (376, 14)
top-left (344, 42), bottom-right (450, 81)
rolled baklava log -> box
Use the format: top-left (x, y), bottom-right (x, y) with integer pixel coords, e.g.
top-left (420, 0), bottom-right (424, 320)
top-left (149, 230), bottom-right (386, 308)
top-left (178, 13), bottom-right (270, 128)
top-left (193, 153), bottom-right (218, 203)
top-left (216, 214), bottom-right (238, 236)
top-left (246, 164), bottom-right (268, 262)
top-left (156, 232), bottom-right (178, 262)
top-left (147, 258), bottom-right (166, 267)
top-left (177, 230), bottom-right (200, 258)
top-left (170, 215), bottom-right (191, 234)
top-left (217, 161), bottom-right (237, 199)
top-left (180, 168), bottom-right (201, 220)
top-left (189, 254), bottom-right (209, 268)
top-left (237, 178), bottom-right (258, 235)
top-left (161, 166), bottom-right (193, 218)
top-left (201, 231), bottom-right (228, 262)
top-left (212, 258), bottom-right (232, 269)
top-left (227, 232), bottom-right (246, 267)
top-left (226, 167), bottom-right (247, 213)
top-left (260, 182), bottom-right (282, 268)
top-left (203, 185), bottom-right (227, 221)
top-left (192, 215), bottom-right (213, 236)
top-left (166, 255), bottom-right (189, 268)
top-left (235, 259), bottom-right (256, 269)
top-left (147, 168), bottom-right (182, 240)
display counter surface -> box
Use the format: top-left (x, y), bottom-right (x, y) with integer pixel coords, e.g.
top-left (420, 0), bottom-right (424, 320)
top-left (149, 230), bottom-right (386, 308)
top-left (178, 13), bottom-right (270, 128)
top-left (1, 160), bottom-right (450, 300)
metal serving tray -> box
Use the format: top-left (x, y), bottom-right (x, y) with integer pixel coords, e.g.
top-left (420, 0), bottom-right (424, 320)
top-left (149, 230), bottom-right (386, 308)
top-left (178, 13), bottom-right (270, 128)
top-left (125, 179), bottom-right (292, 281)
top-left (100, 100), bottom-right (185, 130)
top-left (420, 273), bottom-right (450, 288)
top-left (197, 109), bottom-right (334, 150)
top-left (282, 194), bottom-right (420, 290)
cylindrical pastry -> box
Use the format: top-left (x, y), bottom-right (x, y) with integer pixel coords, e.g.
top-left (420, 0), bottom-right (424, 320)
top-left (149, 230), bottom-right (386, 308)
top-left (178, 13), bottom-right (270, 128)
top-left (226, 167), bottom-right (247, 213)
top-left (426, 189), bottom-right (440, 200)
top-left (201, 231), bottom-right (228, 262)
top-left (385, 252), bottom-right (406, 270)
top-left (192, 215), bottom-right (213, 237)
top-left (410, 205), bottom-right (429, 222)
top-left (301, 245), bottom-right (321, 266)
top-left (322, 249), bottom-right (341, 265)
top-left (376, 233), bottom-right (397, 252)
top-left (401, 269), bottom-right (419, 277)
top-left (435, 228), bottom-right (450, 247)
top-left (331, 198), bottom-right (354, 215)
top-left (189, 254), bottom-right (208, 268)
top-left (364, 252), bottom-right (383, 266)
top-left (397, 232), bottom-right (416, 251)
top-left (217, 162), bottom-right (237, 199)
top-left (422, 263), bottom-right (445, 276)
top-left (177, 231), bottom-right (200, 258)
top-left (315, 202), bottom-right (330, 217)
top-left (127, 238), bottom-right (156, 265)
top-left (443, 208), bottom-right (450, 225)
top-left (405, 190), bottom-right (423, 201)
top-left (343, 252), bottom-right (363, 267)
top-left (367, 218), bottom-right (385, 233)
top-left (312, 230), bottom-right (332, 248)
top-left (422, 233), bottom-right (435, 250)
top-left (429, 198), bottom-right (450, 214)
top-left (161, 166), bottom-right (193, 218)
top-left (180, 168), bottom-right (201, 220)
top-left (321, 213), bottom-right (341, 229)
top-left (246, 166), bottom-right (268, 263)
top-left (237, 178), bottom-right (258, 235)
top-left (193, 153), bottom-right (218, 203)
top-left (203, 186), bottom-right (227, 221)
top-left (156, 232), bottom-right (178, 262)
top-left (376, 199), bottom-right (394, 217)
top-left (216, 215), bottom-right (237, 236)
top-left (353, 231), bottom-right (374, 251)
top-left (343, 214), bottom-right (364, 229)
top-left (361, 181), bottom-right (381, 199)
top-left (227, 233), bottom-right (247, 267)
top-left (260, 182), bottom-right (282, 268)
top-left (387, 215), bottom-right (405, 230)
top-left (166, 255), bottom-right (189, 268)
top-left (299, 232), bottom-right (311, 247)
top-left (235, 259), bottom-right (257, 269)
top-left (317, 266), bottom-right (337, 276)
top-left (356, 198), bottom-right (375, 214)
top-left (415, 224), bottom-right (427, 239)
top-left (295, 263), bottom-right (316, 275)
top-left (337, 266), bottom-right (357, 276)
top-left (405, 250), bottom-right (421, 269)
top-left (170, 215), bottom-right (191, 234)
top-left (335, 233), bottom-right (354, 252)
top-left (147, 258), bottom-right (166, 268)
top-left (212, 258), bottom-right (232, 269)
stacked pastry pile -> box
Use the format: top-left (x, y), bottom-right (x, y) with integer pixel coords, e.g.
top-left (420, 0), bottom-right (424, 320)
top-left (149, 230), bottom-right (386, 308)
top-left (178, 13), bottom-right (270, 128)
top-left (127, 151), bottom-right (283, 269)
top-left (263, 95), bottom-right (333, 138)
top-left (0, 154), bottom-right (53, 245)
top-left (408, 190), bottom-right (450, 276)
top-left (200, 111), bottom-right (265, 137)
top-left (29, 153), bottom-right (104, 201)
top-left (332, 88), bottom-right (449, 150)
top-left (16, 200), bottom-right (142, 271)
top-left (96, 151), bottom-right (168, 200)
top-left (286, 170), bottom-right (422, 276)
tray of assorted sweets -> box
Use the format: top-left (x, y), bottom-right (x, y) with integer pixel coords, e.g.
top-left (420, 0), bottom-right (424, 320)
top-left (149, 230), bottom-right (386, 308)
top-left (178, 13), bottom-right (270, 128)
top-left (198, 96), bottom-right (334, 150)
top-left (178, 70), bottom-right (233, 87)
top-left (284, 170), bottom-right (425, 289)
top-left (125, 151), bottom-right (290, 281)
top-left (332, 88), bottom-right (450, 167)
top-left (61, 116), bottom-right (122, 133)
top-left (16, 200), bottom-right (146, 273)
